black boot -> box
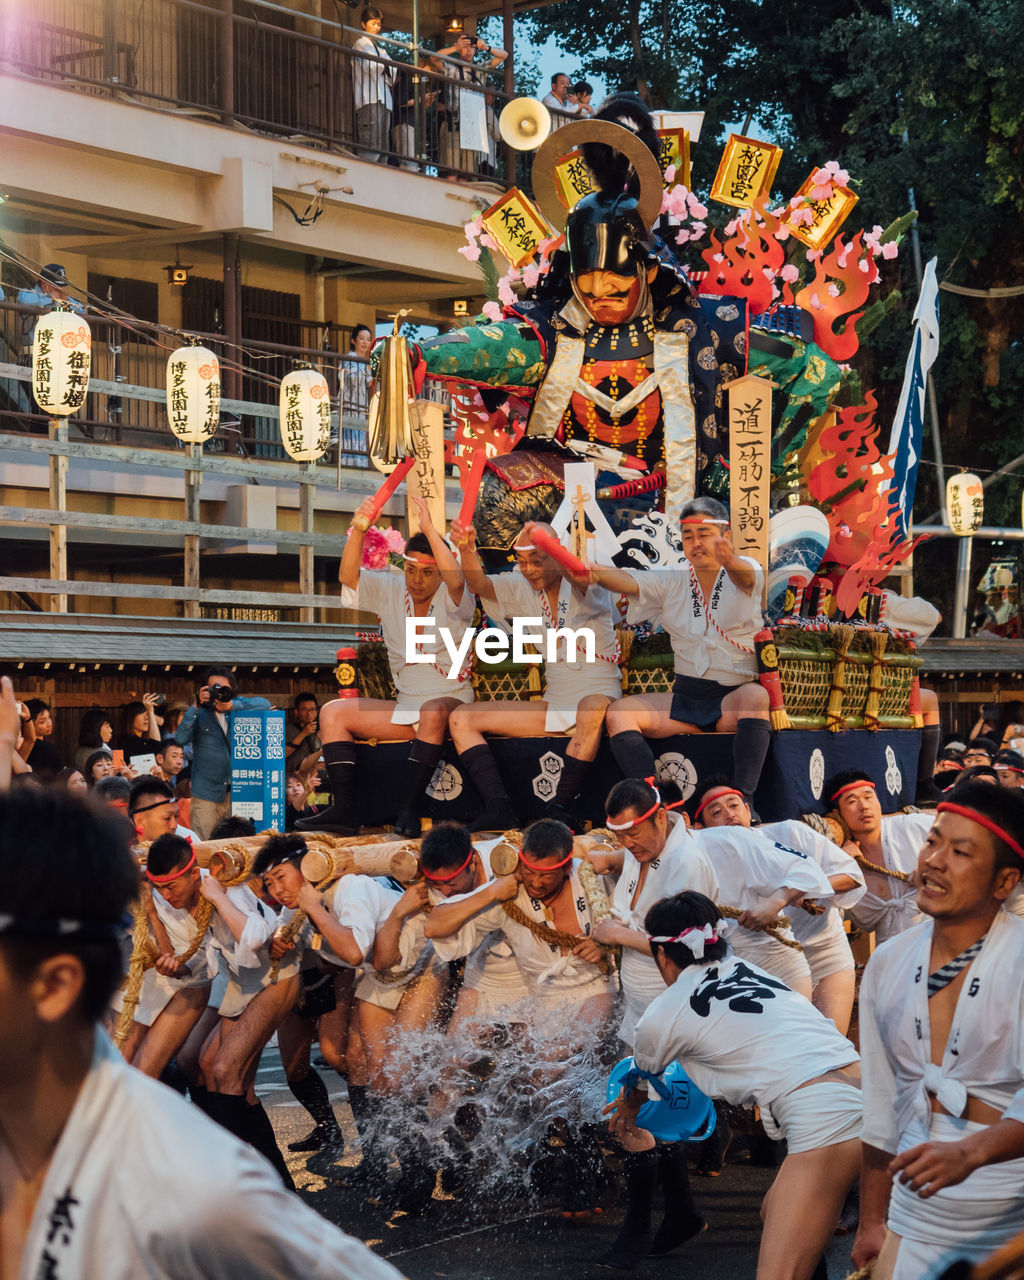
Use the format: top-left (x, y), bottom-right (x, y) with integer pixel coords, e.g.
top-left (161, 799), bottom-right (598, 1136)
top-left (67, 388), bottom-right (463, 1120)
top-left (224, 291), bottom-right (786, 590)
top-left (648, 1142), bottom-right (705, 1256)
top-left (287, 1069), bottom-right (344, 1161)
top-left (609, 730), bottom-right (657, 781)
top-left (542, 753), bottom-right (592, 832)
top-left (393, 739), bottom-right (442, 838)
top-left (247, 1100), bottom-right (296, 1190)
top-left (599, 1148), bottom-right (658, 1269)
top-left (208, 1093), bottom-right (295, 1190)
top-left (459, 744), bottom-right (519, 832)
top-left (734, 718), bottom-right (771, 810)
top-left (188, 1083), bottom-right (219, 1120)
top-left (394, 1130), bottom-right (436, 1213)
top-left (915, 724), bottom-right (942, 804)
top-left (347, 1085), bottom-right (392, 1197)
top-left (295, 741), bottom-right (359, 834)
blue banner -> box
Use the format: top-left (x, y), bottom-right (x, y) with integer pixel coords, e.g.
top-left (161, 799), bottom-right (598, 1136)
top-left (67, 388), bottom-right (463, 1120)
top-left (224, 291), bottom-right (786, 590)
top-left (887, 257), bottom-right (940, 540)
top-left (230, 709), bottom-right (286, 831)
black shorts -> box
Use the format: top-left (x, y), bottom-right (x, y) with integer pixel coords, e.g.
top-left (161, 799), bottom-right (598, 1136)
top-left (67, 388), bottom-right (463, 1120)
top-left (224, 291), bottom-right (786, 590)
top-left (295, 964), bottom-right (337, 1020)
top-left (669, 673), bottom-right (733, 730)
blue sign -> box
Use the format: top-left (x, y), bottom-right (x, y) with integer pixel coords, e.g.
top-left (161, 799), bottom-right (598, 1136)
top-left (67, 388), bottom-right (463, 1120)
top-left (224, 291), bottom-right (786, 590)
top-left (230, 709), bottom-right (286, 831)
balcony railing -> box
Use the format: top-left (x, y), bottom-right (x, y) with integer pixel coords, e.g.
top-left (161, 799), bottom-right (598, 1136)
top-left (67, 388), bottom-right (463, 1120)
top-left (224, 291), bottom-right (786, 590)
top-left (0, 298), bottom-right (381, 465)
top-left (0, 0), bottom-right (560, 185)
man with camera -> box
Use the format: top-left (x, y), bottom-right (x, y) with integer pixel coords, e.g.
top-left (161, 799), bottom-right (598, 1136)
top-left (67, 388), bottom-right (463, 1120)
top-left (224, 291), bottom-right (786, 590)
top-left (435, 31), bottom-right (506, 176)
top-left (175, 669), bottom-right (270, 840)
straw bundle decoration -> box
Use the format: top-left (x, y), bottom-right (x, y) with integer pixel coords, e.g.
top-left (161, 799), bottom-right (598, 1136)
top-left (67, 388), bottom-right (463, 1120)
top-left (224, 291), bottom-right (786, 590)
top-left (826, 624), bottom-right (856, 732)
top-left (863, 629), bottom-right (889, 730)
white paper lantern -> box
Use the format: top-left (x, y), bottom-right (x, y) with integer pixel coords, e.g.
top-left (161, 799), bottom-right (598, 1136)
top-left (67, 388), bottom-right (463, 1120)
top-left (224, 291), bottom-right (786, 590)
top-left (279, 368), bottom-right (332, 462)
top-left (31, 308), bottom-right (91, 417)
top-left (166, 345), bottom-right (221, 442)
top-left (946, 472), bottom-right (983, 536)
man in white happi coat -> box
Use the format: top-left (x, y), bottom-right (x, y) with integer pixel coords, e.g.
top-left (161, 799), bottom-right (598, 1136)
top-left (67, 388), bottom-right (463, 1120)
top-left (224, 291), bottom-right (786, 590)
top-left (388, 822), bottom-right (530, 1034)
top-left (448, 518), bottom-right (623, 832)
top-left (0, 786), bottom-right (403, 1280)
top-left (607, 889), bottom-right (862, 1280)
top-left (853, 782), bottom-right (1024, 1280)
top-left (586, 495), bottom-right (772, 806)
top-left (425, 817), bottom-right (618, 1034)
top-left (690, 777), bottom-right (865, 1033)
top-left (143, 833), bottom-right (292, 1184)
top-left (583, 777), bottom-right (714, 1270)
top-left (268, 847), bottom-right (446, 1208)
top-left (826, 769), bottom-right (933, 945)
top-left (300, 494), bottom-right (475, 838)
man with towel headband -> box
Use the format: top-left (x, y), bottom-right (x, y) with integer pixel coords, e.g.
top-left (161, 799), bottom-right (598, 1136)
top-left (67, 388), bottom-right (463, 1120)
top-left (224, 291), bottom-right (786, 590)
top-left (301, 493), bottom-right (475, 838)
top-left (0, 786), bottom-right (402, 1280)
top-left (854, 782), bottom-right (1024, 1280)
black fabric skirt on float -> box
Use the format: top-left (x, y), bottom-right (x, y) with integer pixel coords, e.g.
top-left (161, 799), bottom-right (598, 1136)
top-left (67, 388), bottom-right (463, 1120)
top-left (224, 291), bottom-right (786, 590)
top-left (669, 673), bottom-right (734, 730)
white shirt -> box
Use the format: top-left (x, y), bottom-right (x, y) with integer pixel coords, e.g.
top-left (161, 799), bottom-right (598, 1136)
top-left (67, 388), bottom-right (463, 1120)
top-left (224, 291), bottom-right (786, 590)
top-left (432, 859), bottom-right (620, 1002)
top-left (352, 34), bottom-right (394, 110)
top-left (612, 819), bottom-right (717, 1024)
top-left (625, 560), bottom-right (763, 685)
top-left (15, 1031), bottom-right (404, 1280)
top-left (690, 823), bottom-right (833, 972)
top-left (541, 91), bottom-right (582, 129)
top-left (859, 910), bottom-right (1024, 1155)
top-left (489, 572), bottom-right (622, 731)
top-left (632, 952), bottom-right (858, 1111)
top-left (341, 570), bottom-right (474, 721)
top-left (757, 819), bottom-right (865, 945)
top-left (847, 811), bottom-right (933, 943)
top-left (397, 841), bottom-right (528, 1003)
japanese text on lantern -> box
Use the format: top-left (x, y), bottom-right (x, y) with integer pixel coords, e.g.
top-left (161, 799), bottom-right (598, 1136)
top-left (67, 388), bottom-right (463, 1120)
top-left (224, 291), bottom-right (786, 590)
top-left (283, 381), bottom-right (307, 455)
top-left (554, 151), bottom-right (595, 210)
top-left (482, 188), bottom-right (550, 268)
top-left (34, 326), bottom-right (53, 399)
top-left (168, 358), bottom-right (189, 433)
top-left (656, 128), bottom-right (691, 190)
top-left (787, 173), bottom-right (859, 251)
top-left (710, 134), bottom-right (783, 209)
top-left (407, 400), bottom-right (446, 531)
top-left (727, 374), bottom-right (773, 593)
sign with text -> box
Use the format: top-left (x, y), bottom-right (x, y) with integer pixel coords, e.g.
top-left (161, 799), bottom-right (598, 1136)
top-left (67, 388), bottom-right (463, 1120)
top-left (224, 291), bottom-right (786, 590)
top-left (407, 399), bottom-right (446, 532)
top-left (787, 173), bottom-right (859, 251)
top-left (554, 150), bottom-right (595, 210)
top-left (728, 374), bottom-right (773, 601)
top-left (710, 134), bottom-right (783, 209)
top-left (481, 187), bottom-right (550, 268)
top-left (656, 128), bottom-right (691, 190)
top-left (230, 709), bottom-right (286, 829)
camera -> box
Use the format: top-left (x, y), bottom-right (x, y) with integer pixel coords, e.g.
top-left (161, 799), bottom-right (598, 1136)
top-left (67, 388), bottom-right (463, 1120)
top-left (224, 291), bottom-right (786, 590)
top-left (208, 683), bottom-right (234, 704)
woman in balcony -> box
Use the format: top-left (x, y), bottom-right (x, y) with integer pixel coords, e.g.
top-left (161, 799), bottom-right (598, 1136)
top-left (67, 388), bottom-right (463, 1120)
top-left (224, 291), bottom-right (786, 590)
top-left (352, 7), bottom-right (396, 164)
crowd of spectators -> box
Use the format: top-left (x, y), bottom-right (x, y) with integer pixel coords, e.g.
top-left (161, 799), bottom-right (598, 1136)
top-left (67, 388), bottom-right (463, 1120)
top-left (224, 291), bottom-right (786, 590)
top-left (8, 680), bottom-right (328, 839)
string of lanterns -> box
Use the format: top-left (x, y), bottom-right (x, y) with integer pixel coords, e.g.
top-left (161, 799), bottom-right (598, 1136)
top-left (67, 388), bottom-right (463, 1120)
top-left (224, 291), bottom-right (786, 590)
top-left (29, 306), bottom-right (337, 462)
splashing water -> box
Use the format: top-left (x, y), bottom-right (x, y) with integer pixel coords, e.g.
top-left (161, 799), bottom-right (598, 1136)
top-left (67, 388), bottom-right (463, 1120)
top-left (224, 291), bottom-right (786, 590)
top-left (365, 995), bottom-right (620, 1203)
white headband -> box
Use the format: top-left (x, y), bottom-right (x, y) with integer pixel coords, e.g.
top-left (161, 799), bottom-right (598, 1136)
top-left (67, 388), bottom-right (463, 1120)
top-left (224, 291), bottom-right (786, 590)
top-left (648, 921), bottom-right (724, 960)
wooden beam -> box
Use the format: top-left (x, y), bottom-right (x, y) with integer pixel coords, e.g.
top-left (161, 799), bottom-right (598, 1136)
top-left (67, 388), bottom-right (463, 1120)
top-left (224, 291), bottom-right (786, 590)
top-left (0, 577), bottom-right (345, 609)
top-left (48, 420), bottom-right (68, 613)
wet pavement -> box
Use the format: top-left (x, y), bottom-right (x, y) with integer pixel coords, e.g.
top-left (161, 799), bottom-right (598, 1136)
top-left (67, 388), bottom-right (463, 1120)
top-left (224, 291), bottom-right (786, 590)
top-left (255, 1048), bottom-right (858, 1279)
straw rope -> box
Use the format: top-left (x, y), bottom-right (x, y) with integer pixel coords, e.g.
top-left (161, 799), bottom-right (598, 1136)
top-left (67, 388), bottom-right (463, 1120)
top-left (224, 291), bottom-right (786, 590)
top-left (716, 903), bottom-right (803, 951)
top-left (114, 844), bottom-right (255, 1047)
top-left (841, 1264), bottom-right (873, 1280)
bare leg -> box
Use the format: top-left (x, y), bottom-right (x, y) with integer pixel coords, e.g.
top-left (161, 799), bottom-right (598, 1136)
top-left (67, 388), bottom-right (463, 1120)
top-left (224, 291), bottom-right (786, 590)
top-left (210, 976), bottom-right (301, 1097)
top-left (756, 1139), bottom-right (861, 1280)
top-left (178, 1004), bottom-right (221, 1087)
top-left (132, 984), bottom-right (211, 1079)
top-left (811, 969), bottom-right (855, 1037)
top-left (117, 1018), bottom-right (147, 1063)
top-left (449, 699), bottom-right (551, 753)
top-left (318, 697), bottom-right (417, 745)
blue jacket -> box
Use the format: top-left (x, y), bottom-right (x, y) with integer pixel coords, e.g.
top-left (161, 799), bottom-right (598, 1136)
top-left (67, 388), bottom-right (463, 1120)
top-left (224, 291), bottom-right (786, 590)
top-left (175, 697), bottom-right (271, 802)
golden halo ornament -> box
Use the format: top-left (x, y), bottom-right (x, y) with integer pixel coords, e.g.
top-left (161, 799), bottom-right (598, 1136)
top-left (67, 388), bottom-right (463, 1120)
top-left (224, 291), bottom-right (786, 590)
top-left (531, 119), bottom-right (664, 235)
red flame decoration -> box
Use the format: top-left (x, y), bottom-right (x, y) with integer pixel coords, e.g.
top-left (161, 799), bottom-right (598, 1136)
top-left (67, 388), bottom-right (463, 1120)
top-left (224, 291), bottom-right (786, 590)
top-left (699, 198), bottom-right (787, 313)
top-left (443, 388), bottom-right (526, 483)
top-left (794, 231), bottom-right (877, 362)
top-left (806, 392), bottom-right (922, 614)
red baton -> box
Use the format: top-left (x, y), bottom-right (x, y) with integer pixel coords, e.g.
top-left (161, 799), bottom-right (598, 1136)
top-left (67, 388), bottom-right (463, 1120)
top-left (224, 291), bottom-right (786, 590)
top-left (459, 450), bottom-right (488, 527)
top-left (366, 455), bottom-right (416, 524)
top-left (531, 526), bottom-right (589, 575)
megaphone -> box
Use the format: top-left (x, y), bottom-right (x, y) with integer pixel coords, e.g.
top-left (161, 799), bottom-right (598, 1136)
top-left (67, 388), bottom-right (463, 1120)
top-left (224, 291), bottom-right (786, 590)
top-left (498, 97), bottom-right (551, 151)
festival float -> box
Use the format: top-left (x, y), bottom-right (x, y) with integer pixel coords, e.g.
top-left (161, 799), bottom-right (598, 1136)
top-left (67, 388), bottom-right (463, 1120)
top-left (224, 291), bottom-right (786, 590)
top-left (341, 98), bottom-right (938, 828)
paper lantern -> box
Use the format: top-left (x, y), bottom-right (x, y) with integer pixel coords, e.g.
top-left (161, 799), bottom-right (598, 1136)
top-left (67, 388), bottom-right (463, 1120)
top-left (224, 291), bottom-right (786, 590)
top-left (946, 472), bottom-right (983, 536)
top-left (279, 368), bottom-right (332, 462)
top-left (31, 308), bottom-right (91, 417)
top-left (166, 345), bottom-right (221, 442)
